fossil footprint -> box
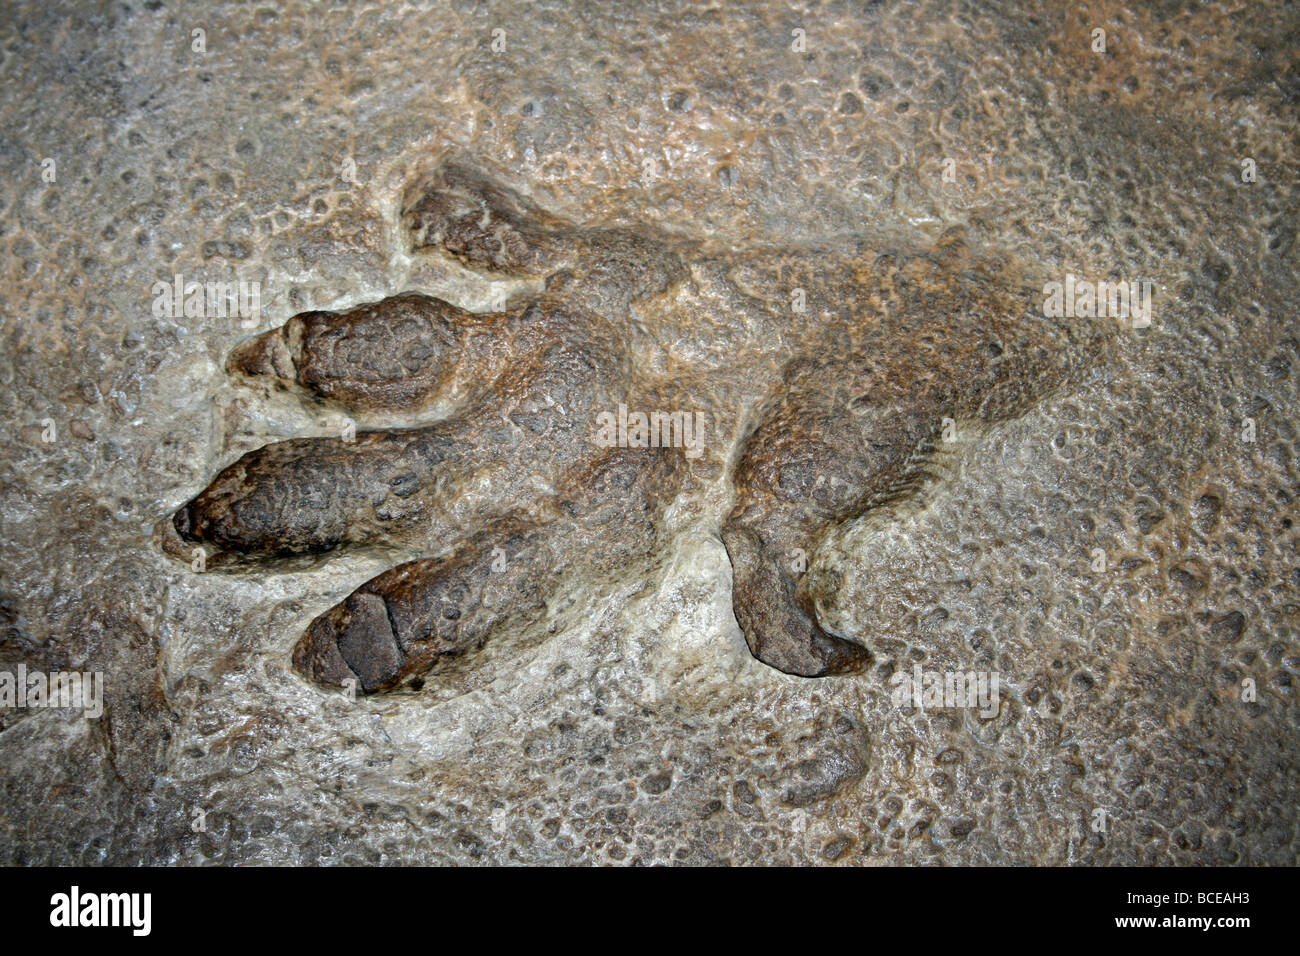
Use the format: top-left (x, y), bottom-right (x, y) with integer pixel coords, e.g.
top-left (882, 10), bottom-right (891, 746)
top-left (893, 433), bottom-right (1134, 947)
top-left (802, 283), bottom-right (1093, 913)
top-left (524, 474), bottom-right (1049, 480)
top-left (171, 158), bottom-right (1108, 694)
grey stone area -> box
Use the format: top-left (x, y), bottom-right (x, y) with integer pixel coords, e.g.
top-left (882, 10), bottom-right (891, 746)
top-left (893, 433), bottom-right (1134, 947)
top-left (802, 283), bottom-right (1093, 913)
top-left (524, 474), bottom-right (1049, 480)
top-left (0, 0), bottom-right (1296, 865)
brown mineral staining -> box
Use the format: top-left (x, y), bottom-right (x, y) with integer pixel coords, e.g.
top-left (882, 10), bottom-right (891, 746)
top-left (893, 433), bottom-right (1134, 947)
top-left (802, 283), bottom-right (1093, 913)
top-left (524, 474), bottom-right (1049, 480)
top-left (173, 160), bottom-right (1111, 692)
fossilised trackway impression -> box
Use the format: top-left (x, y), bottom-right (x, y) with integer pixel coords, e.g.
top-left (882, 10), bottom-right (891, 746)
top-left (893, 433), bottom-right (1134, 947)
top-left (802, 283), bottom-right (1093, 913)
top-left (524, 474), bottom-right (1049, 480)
top-left (169, 159), bottom-right (1113, 693)
top-left (3, 0), bottom-right (1297, 868)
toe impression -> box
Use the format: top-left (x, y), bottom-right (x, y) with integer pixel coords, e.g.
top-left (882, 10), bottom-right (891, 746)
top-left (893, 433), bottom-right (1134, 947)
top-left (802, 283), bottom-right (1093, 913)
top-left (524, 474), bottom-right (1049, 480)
top-left (721, 523), bottom-right (871, 678)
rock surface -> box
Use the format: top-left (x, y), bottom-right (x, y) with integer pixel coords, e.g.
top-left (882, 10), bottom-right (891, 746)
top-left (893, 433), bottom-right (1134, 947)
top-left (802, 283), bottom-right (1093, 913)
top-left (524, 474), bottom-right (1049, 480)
top-left (0, 0), bottom-right (1296, 864)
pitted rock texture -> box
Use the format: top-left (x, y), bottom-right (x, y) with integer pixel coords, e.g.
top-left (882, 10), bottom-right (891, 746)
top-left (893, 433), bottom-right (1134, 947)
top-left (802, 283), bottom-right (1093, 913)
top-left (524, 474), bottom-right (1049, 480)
top-left (0, 0), bottom-right (1295, 865)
